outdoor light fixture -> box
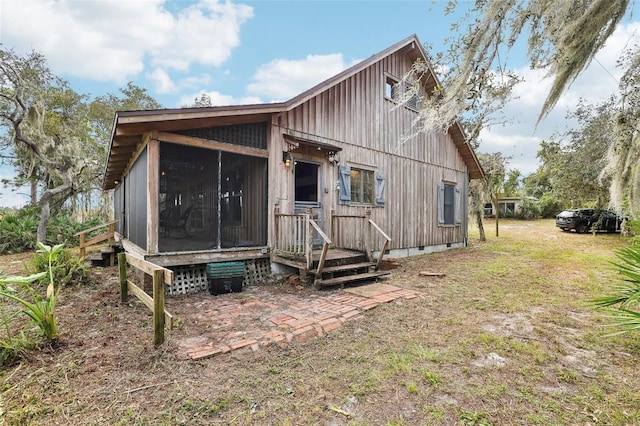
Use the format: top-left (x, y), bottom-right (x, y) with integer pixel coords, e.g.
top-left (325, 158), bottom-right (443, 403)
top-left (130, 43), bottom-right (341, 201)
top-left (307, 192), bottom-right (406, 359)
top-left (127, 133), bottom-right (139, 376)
top-left (282, 151), bottom-right (292, 168)
top-left (326, 151), bottom-right (338, 165)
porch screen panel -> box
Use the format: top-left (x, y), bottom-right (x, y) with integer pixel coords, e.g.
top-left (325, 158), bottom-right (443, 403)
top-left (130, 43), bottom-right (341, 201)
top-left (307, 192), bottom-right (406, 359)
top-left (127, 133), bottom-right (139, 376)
top-left (157, 140), bottom-right (267, 252)
top-left (128, 147), bottom-right (148, 250)
top-left (114, 183), bottom-right (124, 235)
top-left (176, 122), bottom-right (268, 150)
top-left (219, 152), bottom-right (268, 248)
top-left (159, 142), bottom-right (219, 252)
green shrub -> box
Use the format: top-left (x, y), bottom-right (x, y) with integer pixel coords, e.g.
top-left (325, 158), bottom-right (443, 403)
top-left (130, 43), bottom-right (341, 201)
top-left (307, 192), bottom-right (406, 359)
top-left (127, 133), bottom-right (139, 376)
top-left (515, 199), bottom-right (541, 220)
top-left (538, 194), bottom-right (564, 218)
top-left (26, 244), bottom-right (90, 288)
top-left (0, 211), bottom-right (38, 253)
top-left (624, 218), bottom-right (640, 244)
top-left (0, 206), bottom-right (104, 254)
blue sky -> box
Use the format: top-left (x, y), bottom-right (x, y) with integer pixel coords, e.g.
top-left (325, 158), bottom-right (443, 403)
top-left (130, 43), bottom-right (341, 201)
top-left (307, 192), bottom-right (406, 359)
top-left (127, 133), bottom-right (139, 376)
top-left (1, 0), bottom-right (640, 207)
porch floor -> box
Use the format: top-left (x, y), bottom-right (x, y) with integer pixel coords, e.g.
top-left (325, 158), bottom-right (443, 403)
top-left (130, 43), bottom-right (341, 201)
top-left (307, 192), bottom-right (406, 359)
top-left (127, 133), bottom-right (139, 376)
top-left (172, 281), bottom-right (425, 360)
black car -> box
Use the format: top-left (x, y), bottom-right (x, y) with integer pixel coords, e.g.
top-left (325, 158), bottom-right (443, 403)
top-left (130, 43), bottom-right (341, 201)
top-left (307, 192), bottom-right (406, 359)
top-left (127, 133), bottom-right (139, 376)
top-left (555, 208), bottom-right (624, 233)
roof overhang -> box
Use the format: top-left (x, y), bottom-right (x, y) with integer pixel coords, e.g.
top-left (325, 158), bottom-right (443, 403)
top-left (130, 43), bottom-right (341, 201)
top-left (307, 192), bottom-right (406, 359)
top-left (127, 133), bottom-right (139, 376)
top-left (283, 133), bottom-right (342, 153)
top-left (103, 103), bottom-right (285, 190)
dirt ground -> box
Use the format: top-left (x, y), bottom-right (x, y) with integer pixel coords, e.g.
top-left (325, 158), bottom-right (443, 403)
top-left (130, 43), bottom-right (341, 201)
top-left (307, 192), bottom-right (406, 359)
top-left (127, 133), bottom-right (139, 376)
top-left (1, 219), bottom-right (639, 425)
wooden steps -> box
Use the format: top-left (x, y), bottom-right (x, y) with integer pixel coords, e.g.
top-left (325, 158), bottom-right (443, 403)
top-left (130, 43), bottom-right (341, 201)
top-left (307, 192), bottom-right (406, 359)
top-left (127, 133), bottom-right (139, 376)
top-left (314, 271), bottom-right (390, 288)
top-left (310, 250), bottom-right (390, 288)
top-left (311, 261), bottom-right (376, 274)
top-left (88, 245), bottom-right (120, 267)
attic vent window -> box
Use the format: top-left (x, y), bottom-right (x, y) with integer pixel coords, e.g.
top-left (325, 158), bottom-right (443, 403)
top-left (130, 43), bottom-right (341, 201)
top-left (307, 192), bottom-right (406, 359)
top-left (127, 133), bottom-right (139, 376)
top-left (405, 82), bottom-right (419, 110)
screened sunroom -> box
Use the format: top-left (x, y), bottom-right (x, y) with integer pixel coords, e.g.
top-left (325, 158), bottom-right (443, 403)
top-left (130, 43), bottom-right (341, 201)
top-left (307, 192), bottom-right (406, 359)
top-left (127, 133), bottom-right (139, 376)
top-left (158, 142), bottom-right (268, 253)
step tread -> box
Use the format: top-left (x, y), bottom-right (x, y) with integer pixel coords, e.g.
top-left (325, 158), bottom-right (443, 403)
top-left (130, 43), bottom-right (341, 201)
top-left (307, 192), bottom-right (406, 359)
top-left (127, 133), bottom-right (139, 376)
top-left (315, 271), bottom-right (390, 287)
top-left (311, 262), bottom-right (376, 274)
top-left (89, 252), bottom-right (106, 261)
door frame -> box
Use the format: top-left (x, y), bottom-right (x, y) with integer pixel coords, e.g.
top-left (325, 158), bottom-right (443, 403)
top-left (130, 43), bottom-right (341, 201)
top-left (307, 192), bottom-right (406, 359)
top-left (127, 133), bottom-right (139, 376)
top-left (292, 158), bottom-right (325, 242)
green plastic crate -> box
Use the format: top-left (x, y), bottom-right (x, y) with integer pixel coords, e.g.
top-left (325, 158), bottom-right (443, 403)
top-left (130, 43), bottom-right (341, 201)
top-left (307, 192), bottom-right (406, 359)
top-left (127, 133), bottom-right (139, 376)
top-left (206, 261), bottom-right (245, 278)
top-left (206, 261), bottom-right (245, 295)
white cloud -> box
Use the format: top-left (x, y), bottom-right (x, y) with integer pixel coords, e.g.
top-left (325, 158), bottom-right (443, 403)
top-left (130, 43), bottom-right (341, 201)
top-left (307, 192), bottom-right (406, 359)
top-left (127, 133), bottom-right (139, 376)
top-left (148, 67), bottom-right (176, 94)
top-left (0, 0), bottom-right (253, 83)
top-left (246, 54), bottom-right (359, 101)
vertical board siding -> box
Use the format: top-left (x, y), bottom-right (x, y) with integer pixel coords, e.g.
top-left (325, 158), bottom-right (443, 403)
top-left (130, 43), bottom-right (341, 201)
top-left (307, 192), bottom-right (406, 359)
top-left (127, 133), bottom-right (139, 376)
top-left (275, 49), bottom-right (469, 252)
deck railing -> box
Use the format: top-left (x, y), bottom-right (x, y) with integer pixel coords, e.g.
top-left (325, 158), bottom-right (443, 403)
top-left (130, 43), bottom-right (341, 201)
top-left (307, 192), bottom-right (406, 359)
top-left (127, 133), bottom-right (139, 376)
top-left (331, 209), bottom-right (391, 270)
top-left (118, 252), bottom-right (174, 345)
top-left (74, 220), bottom-right (117, 265)
top-left (274, 208), bottom-right (332, 272)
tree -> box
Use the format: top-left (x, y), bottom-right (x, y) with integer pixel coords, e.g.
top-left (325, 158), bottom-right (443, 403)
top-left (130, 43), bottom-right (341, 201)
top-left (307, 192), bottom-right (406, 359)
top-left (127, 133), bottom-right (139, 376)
top-left (523, 100), bottom-right (613, 210)
top-left (421, 1), bottom-right (637, 218)
top-left (423, 0), bottom-right (630, 134)
top-left (0, 47), bottom-right (89, 243)
top-left (478, 152), bottom-right (509, 237)
top-left (503, 169), bottom-right (522, 197)
top-left (87, 83), bottom-right (162, 219)
top-left (601, 47), bottom-right (640, 218)
top-left (468, 179), bottom-right (488, 241)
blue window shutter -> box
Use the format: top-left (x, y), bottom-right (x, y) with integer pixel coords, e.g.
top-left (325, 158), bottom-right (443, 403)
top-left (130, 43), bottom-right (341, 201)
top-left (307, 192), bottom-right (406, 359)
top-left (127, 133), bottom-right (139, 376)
top-left (339, 164), bottom-right (351, 205)
top-left (455, 186), bottom-right (462, 224)
top-left (375, 171), bottom-right (386, 207)
top-left (437, 182), bottom-right (444, 224)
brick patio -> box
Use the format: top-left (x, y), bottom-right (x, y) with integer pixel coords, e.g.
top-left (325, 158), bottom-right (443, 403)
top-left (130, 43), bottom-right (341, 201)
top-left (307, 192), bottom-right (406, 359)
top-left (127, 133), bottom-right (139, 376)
top-left (175, 282), bottom-right (424, 360)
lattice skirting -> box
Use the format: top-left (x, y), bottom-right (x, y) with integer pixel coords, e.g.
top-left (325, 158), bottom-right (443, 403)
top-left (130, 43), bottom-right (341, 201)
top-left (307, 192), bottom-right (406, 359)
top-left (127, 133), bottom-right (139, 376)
top-left (167, 258), bottom-right (271, 295)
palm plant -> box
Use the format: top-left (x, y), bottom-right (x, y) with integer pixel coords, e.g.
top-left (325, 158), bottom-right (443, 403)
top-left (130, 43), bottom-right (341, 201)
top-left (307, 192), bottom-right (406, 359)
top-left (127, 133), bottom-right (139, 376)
top-left (591, 246), bottom-right (640, 335)
top-left (0, 242), bottom-right (64, 341)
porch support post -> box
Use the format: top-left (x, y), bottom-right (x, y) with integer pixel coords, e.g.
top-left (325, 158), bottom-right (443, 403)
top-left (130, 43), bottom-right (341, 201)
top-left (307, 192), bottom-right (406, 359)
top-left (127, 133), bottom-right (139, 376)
top-left (146, 135), bottom-right (160, 254)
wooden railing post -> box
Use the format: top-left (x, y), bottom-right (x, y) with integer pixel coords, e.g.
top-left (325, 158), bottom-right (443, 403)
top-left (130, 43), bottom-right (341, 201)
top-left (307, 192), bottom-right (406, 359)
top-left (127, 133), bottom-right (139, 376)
top-left (119, 252), bottom-right (128, 303)
top-left (152, 269), bottom-right (165, 345)
top-left (108, 222), bottom-right (116, 266)
top-left (305, 209), bottom-right (312, 270)
top-left (79, 232), bottom-right (86, 258)
top-left (274, 207), bottom-right (280, 252)
top-left (331, 209), bottom-right (336, 248)
top-left (365, 209), bottom-right (372, 262)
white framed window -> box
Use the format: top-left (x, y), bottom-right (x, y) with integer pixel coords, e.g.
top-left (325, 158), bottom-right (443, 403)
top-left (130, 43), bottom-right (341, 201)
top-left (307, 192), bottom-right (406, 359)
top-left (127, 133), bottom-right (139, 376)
top-left (438, 182), bottom-right (461, 226)
top-left (339, 164), bottom-right (386, 207)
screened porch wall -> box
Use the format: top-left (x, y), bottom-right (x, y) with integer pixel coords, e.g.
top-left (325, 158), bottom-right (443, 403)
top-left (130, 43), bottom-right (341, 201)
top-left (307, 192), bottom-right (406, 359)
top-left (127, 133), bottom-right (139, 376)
top-left (158, 142), bottom-right (267, 253)
top-left (125, 146), bottom-right (148, 250)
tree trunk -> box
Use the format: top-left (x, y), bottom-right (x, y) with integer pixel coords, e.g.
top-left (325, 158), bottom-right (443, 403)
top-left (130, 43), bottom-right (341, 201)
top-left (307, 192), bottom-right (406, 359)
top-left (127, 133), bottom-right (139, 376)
top-left (37, 192), bottom-right (51, 244)
top-left (476, 215), bottom-right (486, 242)
top-left (36, 171), bottom-right (74, 244)
top-left (30, 180), bottom-right (38, 206)
top-left (493, 195), bottom-right (500, 237)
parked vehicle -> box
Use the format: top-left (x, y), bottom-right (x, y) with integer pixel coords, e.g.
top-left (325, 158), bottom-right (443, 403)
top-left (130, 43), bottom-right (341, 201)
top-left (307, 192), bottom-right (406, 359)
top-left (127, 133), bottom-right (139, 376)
top-left (555, 208), bottom-right (624, 233)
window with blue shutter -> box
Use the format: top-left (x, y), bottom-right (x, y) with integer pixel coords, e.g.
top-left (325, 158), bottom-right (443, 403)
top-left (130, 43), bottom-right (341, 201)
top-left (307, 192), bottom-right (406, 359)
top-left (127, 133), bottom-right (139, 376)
top-left (338, 164), bottom-right (351, 205)
top-left (375, 171), bottom-right (386, 207)
top-left (438, 182), bottom-right (458, 225)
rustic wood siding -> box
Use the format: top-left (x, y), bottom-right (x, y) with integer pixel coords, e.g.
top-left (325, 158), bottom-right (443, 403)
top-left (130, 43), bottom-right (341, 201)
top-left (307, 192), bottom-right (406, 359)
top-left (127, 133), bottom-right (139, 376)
top-left (274, 50), bottom-right (468, 250)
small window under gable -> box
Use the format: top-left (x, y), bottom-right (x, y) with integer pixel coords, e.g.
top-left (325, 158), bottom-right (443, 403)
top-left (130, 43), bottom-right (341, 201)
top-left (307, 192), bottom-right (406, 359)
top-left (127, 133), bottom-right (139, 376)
top-left (384, 73), bottom-right (419, 110)
top-left (385, 75), bottom-right (399, 101)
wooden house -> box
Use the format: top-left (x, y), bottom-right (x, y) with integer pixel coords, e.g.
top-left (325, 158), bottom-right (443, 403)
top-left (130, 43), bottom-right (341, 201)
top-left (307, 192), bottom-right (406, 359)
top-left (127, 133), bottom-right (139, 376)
top-left (103, 34), bottom-right (483, 293)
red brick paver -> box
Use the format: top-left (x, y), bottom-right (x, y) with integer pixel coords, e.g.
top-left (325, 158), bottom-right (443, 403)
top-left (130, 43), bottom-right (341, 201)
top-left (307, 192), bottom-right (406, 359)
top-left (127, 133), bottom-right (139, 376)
top-left (179, 282), bottom-right (424, 360)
